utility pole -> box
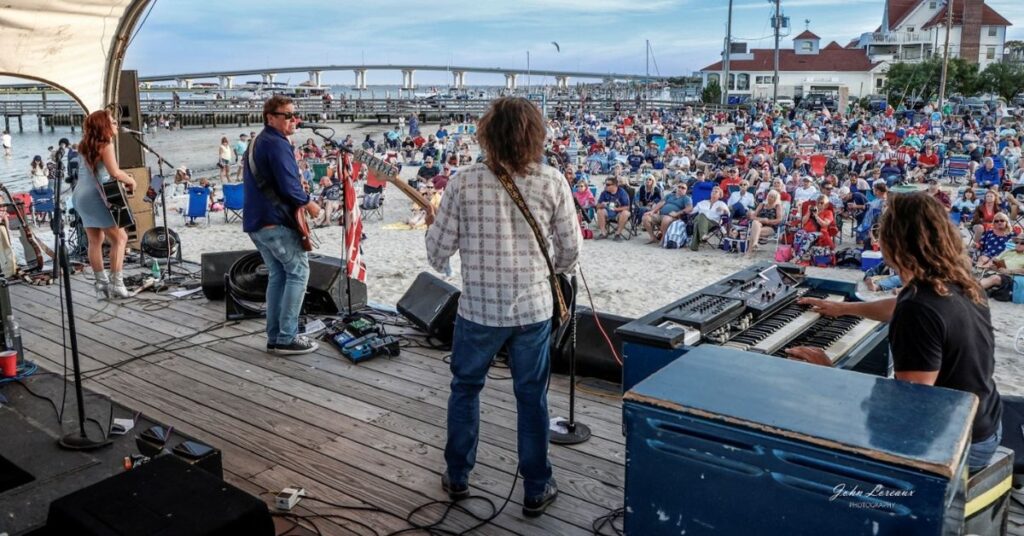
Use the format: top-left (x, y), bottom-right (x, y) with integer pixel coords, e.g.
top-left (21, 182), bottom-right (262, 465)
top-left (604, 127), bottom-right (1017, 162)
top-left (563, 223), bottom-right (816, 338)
top-left (646, 39), bottom-right (650, 109)
top-left (773, 0), bottom-right (781, 102)
top-left (722, 0), bottom-right (734, 106)
top-left (938, 0), bottom-right (953, 108)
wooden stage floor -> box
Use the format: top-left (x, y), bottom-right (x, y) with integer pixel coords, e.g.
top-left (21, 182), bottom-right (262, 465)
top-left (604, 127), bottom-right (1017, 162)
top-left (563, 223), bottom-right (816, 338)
top-left (9, 271), bottom-right (1024, 535)
top-left (10, 272), bottom-right (626, 536)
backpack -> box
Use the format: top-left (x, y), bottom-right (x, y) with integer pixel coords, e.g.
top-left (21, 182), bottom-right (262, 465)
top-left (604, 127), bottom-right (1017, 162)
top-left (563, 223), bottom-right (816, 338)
top-left (663, 220), bottom-right (688, 249)
top-left (361, 192), bottom-right (383, 209)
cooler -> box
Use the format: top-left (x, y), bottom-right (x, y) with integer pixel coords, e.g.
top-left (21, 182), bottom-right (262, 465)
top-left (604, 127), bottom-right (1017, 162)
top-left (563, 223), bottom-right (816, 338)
top-left (623, 345), bottom-right (975, 536)
top-left (862, 250), bottom-right (883, 271)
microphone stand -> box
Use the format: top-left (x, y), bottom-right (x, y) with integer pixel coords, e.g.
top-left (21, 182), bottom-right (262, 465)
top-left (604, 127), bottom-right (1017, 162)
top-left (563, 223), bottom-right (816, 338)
top-left (549, 275), bottom-right (591, 445)
top-left (306, 126), bottom-right (356, 318)
top-left (50, 148), bottom-right (66, 279)
top-left (55, 149), bottom-right (111, 451)
top-left (123, 130), bottom-right (179, 283)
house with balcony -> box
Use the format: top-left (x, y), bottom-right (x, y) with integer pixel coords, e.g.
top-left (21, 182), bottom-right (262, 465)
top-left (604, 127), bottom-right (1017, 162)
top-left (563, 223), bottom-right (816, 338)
top-left (855, 0), bottom-right (1010, 68)
top-left (699, 31), bottom-right (887, 100)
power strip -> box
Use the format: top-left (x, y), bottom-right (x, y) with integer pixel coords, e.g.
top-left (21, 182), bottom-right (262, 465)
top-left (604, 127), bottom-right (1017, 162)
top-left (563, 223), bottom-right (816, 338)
top-left (275, 487), bottom-right (307, 511)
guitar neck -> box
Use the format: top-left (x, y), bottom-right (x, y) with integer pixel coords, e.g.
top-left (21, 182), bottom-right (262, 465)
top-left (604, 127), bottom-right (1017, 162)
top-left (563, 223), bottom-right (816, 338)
top-left (354, 149), bottom-right (431, 211)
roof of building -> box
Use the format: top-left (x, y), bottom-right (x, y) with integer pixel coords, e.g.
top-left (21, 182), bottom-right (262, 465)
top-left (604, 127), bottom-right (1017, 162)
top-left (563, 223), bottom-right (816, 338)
top-left (701, 48), bottom-right (882, 72)
top-left (885, 0), bottom-right (919, 32)
top-left (921, 0), bottom-right (1012, 29)
top-left (846, 39), bottom-right (861, 49)
top-left (794, 30), bottom-right (821, 40)
top-left (824, 41), bottom-right (844, 50)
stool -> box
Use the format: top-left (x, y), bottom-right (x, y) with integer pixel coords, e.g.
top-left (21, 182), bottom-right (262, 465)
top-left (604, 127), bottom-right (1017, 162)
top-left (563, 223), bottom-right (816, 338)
top-left (964, 446), bottom-right (1014, 536)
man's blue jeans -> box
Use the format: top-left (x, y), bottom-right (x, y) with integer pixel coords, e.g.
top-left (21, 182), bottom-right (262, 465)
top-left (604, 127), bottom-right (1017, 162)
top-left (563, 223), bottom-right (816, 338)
top-left (968, 422), bottom-right (1003, 473)
top-left (249, 226), bottom-right (309, 346)
top-left (445, 316), bottom-right (553, 498)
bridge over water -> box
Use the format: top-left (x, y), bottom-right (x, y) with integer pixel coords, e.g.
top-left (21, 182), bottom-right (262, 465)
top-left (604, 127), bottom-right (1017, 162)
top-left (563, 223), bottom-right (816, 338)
top-left (137, 64), bottom-right (670, 91)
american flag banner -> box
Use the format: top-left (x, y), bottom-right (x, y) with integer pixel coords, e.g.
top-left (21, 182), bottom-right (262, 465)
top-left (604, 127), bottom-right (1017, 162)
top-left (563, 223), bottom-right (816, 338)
top-left (342, 160), bottom-right (366, 282)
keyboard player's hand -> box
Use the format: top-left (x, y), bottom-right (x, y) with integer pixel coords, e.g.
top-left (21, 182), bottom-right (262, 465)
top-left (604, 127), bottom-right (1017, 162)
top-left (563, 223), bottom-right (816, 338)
top-left (797, 297), bottom-right (844, 317)
top-left (785, 347), bottom-right (832, 367)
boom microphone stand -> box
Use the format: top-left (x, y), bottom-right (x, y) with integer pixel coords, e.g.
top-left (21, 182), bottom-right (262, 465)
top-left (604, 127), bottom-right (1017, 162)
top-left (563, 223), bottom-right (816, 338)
top-left (303, 124), bottom-right (356, 317)
top-left (122, 129), bottom-right (179, 282)
top-left (55, 153), bottom-right (110, 451)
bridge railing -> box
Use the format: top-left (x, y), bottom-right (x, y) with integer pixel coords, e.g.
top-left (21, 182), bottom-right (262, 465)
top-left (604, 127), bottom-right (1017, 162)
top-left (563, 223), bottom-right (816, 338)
top-left (0, 97), bottom-right (733, 118)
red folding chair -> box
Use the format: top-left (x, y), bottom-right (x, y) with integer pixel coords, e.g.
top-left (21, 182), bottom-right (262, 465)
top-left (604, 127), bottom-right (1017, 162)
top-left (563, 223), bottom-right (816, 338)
top-left (809, 154), bottom-right (827, 178)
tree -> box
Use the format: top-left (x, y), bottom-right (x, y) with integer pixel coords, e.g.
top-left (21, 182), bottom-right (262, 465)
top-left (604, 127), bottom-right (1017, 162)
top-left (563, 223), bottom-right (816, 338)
top-left (979, 62), bottom-right (1024, 101)
top-left (702, 81), bottom-right (721, 104)
top-left (883, 58), bottom-right (983, 104)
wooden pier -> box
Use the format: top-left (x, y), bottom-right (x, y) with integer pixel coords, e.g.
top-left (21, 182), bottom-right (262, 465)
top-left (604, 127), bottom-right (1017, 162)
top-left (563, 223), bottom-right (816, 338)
top-left (0, 96), bottom-right (714, 133)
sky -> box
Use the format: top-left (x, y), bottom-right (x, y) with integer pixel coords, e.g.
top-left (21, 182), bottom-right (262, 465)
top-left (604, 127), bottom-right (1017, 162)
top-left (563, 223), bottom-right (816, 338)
top-left (114, 0), bottom-right (1020, 86)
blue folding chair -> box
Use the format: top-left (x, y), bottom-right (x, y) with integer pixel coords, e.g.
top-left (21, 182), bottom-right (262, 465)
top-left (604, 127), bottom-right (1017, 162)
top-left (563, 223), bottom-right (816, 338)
top-left (29, 187), bottom-right (54, 224)
top-left (184, 186), bottom-right (210, 226)
top-left (222, 183), bottom-right (244, 223)
top-left (945, 154), bottom-right (971, 185)
top-left (691, 181), bottom-right (715, 205)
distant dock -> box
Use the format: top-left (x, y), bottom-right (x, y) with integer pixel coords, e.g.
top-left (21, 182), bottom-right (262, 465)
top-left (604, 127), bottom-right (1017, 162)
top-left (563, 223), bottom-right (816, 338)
top-left (0, 96), bottom-right (714, 133)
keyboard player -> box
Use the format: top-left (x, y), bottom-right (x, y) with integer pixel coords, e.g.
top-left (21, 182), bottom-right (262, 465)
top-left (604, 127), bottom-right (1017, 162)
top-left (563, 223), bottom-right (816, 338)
top-left (785, 193), bottom-right (1003, 473)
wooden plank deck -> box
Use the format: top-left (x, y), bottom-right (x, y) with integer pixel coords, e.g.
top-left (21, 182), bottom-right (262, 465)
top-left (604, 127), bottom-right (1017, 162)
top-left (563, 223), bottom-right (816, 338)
top-left (11, 273), bottom-right (625, 536)
top-left (11, 270), bottom-right (1024, 535)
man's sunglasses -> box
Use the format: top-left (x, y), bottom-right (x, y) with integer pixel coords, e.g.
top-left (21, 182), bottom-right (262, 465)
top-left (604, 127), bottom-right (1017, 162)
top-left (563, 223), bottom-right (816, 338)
top-left (269, 111), bottom-right (301, 120)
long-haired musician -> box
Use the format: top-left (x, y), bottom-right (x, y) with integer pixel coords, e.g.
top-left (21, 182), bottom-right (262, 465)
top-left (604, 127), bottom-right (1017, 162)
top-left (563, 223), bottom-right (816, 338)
top-left (788, 192), bottom-right (1003, 473)
top-left (425, 97), bottom-right (581, 517)
top-left (72, 109), bottom-right (137, 299)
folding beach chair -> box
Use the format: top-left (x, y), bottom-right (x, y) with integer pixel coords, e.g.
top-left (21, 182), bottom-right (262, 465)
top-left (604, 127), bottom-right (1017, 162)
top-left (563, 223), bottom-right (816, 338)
top-left (183, 186), bottom-right (210, 226)
top-left (29, 187), bottom-right (54, 225)
top-left (360, 191), bottom-right (384, 221)
top-left (944, 154), bottom-right (971, 185)
top-left (222, 183), bottom-right (244, 223)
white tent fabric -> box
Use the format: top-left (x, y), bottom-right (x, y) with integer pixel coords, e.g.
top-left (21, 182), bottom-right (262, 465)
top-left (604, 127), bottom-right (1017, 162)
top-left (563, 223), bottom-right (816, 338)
top-left (0, 0), bottom-right (149, 112)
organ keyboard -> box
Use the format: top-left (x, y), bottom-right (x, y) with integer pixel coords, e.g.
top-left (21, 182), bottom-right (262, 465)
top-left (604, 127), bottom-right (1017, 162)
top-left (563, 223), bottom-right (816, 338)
top-left (618, 264), bottom-right (891, 391)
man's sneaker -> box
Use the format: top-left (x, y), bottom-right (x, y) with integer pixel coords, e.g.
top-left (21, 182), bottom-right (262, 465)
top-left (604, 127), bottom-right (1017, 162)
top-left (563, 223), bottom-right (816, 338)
top-left (522, 480), bottom-right (558, 518)
top-left (266, 343), bottom-right (277, 354)
top-left (275, 335), bottom-right (318, 355)
top-left (441, 474), bottom-right (470, 501)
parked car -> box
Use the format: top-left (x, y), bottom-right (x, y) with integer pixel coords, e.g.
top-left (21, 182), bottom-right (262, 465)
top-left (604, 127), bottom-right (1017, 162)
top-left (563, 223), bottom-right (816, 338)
top-left (774, 96), bottom-right (795, 108)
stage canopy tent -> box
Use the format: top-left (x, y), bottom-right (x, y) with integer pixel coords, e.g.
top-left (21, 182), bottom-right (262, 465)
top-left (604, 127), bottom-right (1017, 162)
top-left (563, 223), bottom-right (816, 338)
top-left (0, 0), bottom-right (151, 113)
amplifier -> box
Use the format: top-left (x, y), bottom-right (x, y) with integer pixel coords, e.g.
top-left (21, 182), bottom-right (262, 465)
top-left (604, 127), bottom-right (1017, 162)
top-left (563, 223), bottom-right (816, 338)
top-left (397, 272), bottom-right (460, 343)
top-left (623, 346), bottom-right (974, 536)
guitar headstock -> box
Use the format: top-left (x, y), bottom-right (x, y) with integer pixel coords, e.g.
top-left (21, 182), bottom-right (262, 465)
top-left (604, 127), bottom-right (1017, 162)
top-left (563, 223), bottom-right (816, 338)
top-left (353, 149), bottom-right (399, 180)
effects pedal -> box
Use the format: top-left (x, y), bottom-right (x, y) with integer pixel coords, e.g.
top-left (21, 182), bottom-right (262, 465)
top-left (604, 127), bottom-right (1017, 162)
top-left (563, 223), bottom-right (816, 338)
top-left (346, 317), bottom-right (380, 337)
top-left (341, 333), bottom-right (378, 363)
top-left (330, 330), bottom-right (356, 352)
top-left (370, 335), bottom-right (400, 357)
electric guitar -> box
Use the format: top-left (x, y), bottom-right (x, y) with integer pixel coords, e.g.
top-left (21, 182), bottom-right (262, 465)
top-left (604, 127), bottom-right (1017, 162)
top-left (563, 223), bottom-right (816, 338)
top-left (353, 149), bottom-right (431, 211)
top-left (294, 205), bottom-right (319, 252)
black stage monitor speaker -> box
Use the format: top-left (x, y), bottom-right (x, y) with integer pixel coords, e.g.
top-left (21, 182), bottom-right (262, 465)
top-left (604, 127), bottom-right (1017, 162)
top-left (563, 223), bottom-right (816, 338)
top-left (397, 272), bottom-right (460, 343)
top-left (116, 70), bottom-right (146, 169)
top-left (46, 455), bottom-right (272, 536)
top-left (202, 250), bottom-right (257, 300)
top-left (306, 253), bottom-right (368, 314)
top-left (552, 306), bottom-right (631, 385)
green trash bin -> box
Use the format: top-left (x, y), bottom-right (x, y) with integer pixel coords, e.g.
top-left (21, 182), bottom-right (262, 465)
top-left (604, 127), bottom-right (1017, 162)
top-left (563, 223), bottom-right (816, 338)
top-left (312, 163), bottom-right (329, 181)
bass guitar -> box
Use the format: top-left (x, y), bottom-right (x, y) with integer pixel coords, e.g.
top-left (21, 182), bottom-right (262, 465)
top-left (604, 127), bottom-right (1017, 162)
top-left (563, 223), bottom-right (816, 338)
top-left (0, 184), bottom-right (48, 272)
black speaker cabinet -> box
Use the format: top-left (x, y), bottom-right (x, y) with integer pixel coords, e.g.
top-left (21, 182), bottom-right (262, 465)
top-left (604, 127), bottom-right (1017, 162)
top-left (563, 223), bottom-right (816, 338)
top-left (116, 70), bottom-right (146, 169)
top-left (397, 272), bottom-right (460, 342)
top-left (202, 250), bottom-right (257, 300)
top-left (552, 307), bottom-right (631, 384)
top-left (305, 253), bottom-right (368, 314)
top-left (46, 455), bottom-right (272, 536)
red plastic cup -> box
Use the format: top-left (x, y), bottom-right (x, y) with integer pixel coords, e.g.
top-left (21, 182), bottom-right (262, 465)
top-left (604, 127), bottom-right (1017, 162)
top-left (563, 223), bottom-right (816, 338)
top-left (0, 350), bottom-right (16, 378)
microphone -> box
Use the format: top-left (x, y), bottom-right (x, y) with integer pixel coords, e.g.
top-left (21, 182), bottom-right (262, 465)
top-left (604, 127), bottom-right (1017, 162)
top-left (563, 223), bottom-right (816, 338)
top-left (297, 121), bottom-right (332, 130)
top-left (120, 126), bottom-right (144, 136)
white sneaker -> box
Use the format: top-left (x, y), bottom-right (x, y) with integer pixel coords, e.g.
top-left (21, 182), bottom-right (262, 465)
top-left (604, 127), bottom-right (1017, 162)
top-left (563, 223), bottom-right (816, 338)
top-left (109, 271), bottom-right (130, 299)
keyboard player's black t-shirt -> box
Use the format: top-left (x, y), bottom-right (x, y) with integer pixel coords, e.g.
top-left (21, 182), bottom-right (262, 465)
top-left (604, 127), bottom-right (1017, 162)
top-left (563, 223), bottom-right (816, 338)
top-left (889, 282), bottom-right (1002, 442)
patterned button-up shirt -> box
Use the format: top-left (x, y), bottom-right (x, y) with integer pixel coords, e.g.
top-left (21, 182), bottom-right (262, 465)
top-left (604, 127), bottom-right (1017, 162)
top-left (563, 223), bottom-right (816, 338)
top-left (426, 163), bottom-right (581, 327)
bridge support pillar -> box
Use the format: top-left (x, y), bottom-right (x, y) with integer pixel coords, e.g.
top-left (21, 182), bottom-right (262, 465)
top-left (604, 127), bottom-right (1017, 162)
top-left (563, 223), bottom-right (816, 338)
top-left (555, 76), bottom-right (570, 89)
top-left (452, 71), bottom-right (466, 90)
top-left (504, 73), bottom-right (518, 91)
top-left (401, 69), bottom-right (416, 90)
top-left (261, 73), bottom-right (276, 86)
top-left (308, 70), bottom-right (322, 87)
top-left (176, 78), bottom-right (194, 89)
top-left (353, 69), bottom-right (367, 90)
top-left (219, 76), bottom-right (234, 89)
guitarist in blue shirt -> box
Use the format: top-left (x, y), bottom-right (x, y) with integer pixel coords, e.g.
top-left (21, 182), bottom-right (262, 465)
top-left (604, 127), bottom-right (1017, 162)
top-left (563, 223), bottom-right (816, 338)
top-left (243, 95), bottom-right (322, 356)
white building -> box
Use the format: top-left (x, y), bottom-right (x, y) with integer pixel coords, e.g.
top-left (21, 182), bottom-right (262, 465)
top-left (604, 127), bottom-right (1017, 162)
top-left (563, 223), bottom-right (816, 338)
top-left (855, 0), bottom-right (1011, 68)
top-left (700, 32), bottom-right (887, 100)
